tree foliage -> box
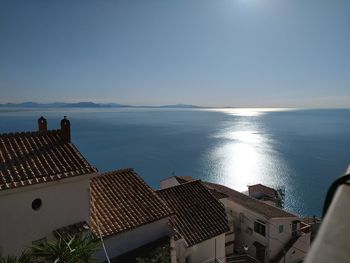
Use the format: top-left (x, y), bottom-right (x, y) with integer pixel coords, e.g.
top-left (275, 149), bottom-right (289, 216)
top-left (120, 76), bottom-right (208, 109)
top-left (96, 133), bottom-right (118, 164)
top-left (0, 234), bottom-right (99, 263)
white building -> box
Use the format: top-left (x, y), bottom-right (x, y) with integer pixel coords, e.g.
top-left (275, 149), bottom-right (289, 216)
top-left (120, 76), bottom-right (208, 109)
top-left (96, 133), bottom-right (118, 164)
top-left (0, 117), bottom-right (174, 261)
top-left (0, 116), bottom-right (98, 257)
top-left (162, 176), bottom-right (311, 263)
top-left (158, 180), bottom-right (229, 263)
top-left (0, 116), bottom-right (311, 263)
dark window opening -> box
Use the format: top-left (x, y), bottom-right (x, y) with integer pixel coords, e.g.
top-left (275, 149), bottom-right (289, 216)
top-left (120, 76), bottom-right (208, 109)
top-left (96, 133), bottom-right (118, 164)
top-left (279, 225), bottom-right (284, 233)
top-left (254, 221), bottom-right (266, 236)
top-left (32, 198), bottom-right (42, 211)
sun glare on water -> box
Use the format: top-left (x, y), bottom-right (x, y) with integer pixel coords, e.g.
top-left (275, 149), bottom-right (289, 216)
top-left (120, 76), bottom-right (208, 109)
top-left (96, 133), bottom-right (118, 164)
top-left (210, 107), bottom-right (293, 117)
top-left (204, 108), bottom-right (292, 192)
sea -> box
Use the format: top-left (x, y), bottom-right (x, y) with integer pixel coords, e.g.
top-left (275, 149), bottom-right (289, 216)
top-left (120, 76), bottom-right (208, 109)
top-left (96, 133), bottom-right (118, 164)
top-left (1, 107), bottom-right (350, 217)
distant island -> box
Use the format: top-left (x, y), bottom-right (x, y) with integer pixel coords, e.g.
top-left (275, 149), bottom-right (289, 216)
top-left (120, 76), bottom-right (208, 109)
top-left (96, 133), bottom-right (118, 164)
top-left (0, 102), bottom-right (203, 109)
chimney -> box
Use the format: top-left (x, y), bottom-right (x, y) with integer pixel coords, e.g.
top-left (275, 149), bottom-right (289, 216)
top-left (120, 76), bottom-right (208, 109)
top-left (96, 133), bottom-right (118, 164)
top-left (38, 116), bottom-right (47, 132)
top-left (60, 116), bottom-right (71, 142)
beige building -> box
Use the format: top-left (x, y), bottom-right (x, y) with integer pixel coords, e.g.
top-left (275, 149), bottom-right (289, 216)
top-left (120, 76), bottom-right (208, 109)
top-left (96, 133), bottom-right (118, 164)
top-left (0, 117), bottom-right (174, 261)
top-left (158, 180), bottom-right (229, 263)
top-left (248, 184), bottom-right (282, 207)
top-left (0, 116), bottom-right (97, 256)
top-left (162, 176), bottom-right (311, 263)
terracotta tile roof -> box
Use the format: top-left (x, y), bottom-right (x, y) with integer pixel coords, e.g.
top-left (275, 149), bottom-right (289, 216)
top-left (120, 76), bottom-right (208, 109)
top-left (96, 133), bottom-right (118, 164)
top-left (176, 176), bottom-right (297, 219)
top-left (175, 176), bottom-right (228, 200)
top-left (0, 130), bottom-right (97, 191)
top-left (205, 182), bottom-right (297, 218)
top-left (248, 184), bottom-right (278, 199)
top-left (157, 180), bottom-right (229, 247)
top-left (90, 168), bottom-right (172, 238)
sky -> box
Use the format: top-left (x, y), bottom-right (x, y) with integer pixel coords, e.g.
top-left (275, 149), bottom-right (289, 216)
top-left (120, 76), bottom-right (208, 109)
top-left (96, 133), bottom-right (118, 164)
top-left (0, 0), bottom-right (349, 108)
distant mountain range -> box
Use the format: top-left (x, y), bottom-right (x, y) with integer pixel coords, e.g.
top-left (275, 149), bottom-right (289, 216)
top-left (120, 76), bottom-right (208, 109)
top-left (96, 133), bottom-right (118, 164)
top-left (0, 102), bottom-right (202, 109)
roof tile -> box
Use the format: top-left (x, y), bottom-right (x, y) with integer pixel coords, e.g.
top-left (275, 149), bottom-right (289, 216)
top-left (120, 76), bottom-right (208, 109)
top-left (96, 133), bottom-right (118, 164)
top-left (175, 176), bottom-right (297, 219)
top-left (0, 130), bottom-right (97, 191)
top-left (90, 168), bottom-right (172, 238)
top-left (157, 181), bottom-right (229, 247)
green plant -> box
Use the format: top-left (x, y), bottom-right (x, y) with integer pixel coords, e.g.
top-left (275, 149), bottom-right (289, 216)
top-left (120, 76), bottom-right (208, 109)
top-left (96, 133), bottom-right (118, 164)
top-left (30, 233), bottom-right (99, 263)
top-left (0, 234), bottom-right (99, 263)
top-left (0, 251), bottom-right (33, 263)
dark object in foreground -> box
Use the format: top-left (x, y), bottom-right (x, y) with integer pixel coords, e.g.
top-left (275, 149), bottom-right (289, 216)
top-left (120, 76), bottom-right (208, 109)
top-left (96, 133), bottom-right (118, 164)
top-left (323, 173), bottom-right (350, 216)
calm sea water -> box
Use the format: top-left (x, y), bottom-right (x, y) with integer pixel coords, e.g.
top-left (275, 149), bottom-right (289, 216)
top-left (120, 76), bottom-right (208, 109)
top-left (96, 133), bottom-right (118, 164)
top-left (1, 108), bottom-right (349, 217)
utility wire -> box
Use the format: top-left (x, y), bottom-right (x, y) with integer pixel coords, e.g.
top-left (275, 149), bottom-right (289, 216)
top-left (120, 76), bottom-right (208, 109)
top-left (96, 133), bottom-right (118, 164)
top-left (91, 203), bottom-right (111, 263)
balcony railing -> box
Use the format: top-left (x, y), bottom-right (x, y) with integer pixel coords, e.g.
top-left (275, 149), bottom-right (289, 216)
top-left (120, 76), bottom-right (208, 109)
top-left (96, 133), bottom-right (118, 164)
top-left (300, 222), bottom-right (311, 234)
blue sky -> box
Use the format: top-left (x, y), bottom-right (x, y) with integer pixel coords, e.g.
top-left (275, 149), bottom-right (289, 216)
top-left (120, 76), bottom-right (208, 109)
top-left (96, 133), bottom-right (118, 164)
top-left (0, 0), bottom-right (349, 107)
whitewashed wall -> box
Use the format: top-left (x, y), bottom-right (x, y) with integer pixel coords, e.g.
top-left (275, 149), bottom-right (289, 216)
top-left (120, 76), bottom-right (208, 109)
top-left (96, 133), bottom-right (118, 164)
top-left (284, 232), bottom-right (310, 263)
top-left (222, 197), bottom-right (308, 263)
top-left (175, 234), bottom-right (226, 263)
top-left (269, 218), bottom-right (310, 263)
top-left (94, 217), bottom-right (172, 261)
top-left (222, 199), bottom-right (270, 262)
top-left (0, 175), bottom-right (92, 257)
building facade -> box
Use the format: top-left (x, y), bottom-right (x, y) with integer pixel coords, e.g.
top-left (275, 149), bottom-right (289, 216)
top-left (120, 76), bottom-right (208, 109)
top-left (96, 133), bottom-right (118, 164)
top-left (162, 176), bottom-right (311, 263)
top-left (158, 180), bottom-right (229, 263)
top-left (0, 117), bottom-right (97, 256)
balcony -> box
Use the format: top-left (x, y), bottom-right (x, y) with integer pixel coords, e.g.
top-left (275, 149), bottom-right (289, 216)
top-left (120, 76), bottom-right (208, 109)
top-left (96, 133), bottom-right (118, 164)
top-left (300, 222), bottom-right (311, 234)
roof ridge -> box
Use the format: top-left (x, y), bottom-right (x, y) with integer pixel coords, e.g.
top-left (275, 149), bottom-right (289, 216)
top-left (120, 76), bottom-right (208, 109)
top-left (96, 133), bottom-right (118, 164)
top-left (249, 183), bottom-right (277, 191)
top-left (206, 182), bottom-right (298, 218)
top-left (0, 129), bottom-right (61, 138)
top-left (92, 168), bottom-right (135, 180)
top-left (156, 179), bottom-right (229, 212)
top-left (174, 175), bottom-right (194, 179)
top-left (157, 179), bottom-right (202, 193)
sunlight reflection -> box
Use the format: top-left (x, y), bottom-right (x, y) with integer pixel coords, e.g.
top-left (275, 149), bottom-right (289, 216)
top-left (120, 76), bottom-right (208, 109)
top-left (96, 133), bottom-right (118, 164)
top-left (226, 130), bottom-right (264, 144)
top-left (208, 108), bottom-right (293, 117)
top-left (204, 109), bottom-right (291, 193)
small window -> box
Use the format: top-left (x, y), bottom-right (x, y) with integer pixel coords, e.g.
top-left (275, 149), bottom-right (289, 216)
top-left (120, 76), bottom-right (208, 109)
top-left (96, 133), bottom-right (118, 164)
top-left (32, 198), bottom-right (42, 211)
top-left (254, 221), bottom-right (266, 236)
top-left (279, 225), bottom-right (284, 233)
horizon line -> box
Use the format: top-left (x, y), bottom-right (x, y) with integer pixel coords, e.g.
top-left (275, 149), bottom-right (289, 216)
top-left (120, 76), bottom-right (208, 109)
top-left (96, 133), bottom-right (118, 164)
top-left (0, 101), bottom-right (350, 110)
